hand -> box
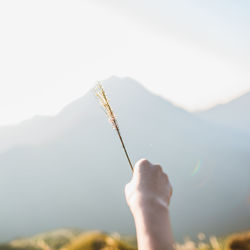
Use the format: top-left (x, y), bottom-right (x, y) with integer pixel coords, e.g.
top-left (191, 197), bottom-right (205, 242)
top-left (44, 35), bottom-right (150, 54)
top-left (125, 159), bottom-right (174, 250)
top-left (125, 159), bottom-right (173, 215)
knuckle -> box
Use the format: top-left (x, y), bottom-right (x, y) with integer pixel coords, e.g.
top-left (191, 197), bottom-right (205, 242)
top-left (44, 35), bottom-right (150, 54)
top-left (154, 164), bottom-right (163, 174)
top-left (164, 173), bottom-right (169, 180)
top-left (135, 158), bottom-right (151, 169)
top-left (139, 158), bottom-right (150, 166)
top-left (154, 164), bottom-right (162, 172)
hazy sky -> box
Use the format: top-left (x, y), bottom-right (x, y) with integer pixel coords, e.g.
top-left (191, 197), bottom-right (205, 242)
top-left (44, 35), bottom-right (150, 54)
top-left (0, 0), bottom-right (249, 125)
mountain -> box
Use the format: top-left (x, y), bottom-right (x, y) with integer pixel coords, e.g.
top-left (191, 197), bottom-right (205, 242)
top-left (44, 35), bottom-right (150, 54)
top-left (0, 103), bottom-right (85, 154)
top-left (197, 92), bottom-right (250, 133)
top-left (0, 76), bottom-right (249, 242)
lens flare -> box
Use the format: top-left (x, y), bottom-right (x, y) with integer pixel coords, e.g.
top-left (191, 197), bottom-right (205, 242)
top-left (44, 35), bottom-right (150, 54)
top-left (192, 160), bottom-right (201, 176)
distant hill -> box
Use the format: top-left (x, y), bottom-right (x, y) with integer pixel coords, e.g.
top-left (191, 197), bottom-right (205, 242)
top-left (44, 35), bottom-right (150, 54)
top-left (0, 103), bottom-right (85, 154)
top-left (0, 76), bottom-right (249, 242)
top-left (197, 92), bottom-right (250, 133)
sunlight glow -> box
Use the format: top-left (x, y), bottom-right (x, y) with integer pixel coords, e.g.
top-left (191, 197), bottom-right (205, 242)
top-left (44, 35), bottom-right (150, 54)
top-left (0, 0), bottom-right (249, 125)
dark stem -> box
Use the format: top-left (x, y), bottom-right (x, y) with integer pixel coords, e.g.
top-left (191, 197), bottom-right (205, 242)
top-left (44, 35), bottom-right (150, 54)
top-left (115, 123), bottom-right (133, 172)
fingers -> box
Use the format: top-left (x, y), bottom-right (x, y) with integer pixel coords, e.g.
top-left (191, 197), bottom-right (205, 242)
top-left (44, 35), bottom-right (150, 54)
top-left (134, 158), bottom-right (152, 170)
top-left (133, 158), bottom-right (172, 188)
top-left (134, 158), bottom-right (164, 175)
top-left (125, 158), bottom-right (173, 209)
top-left (154, 164), bottom-right (163, 173)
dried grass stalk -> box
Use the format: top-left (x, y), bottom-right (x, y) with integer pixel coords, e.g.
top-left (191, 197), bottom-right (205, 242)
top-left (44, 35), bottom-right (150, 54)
top-left (94, 82), bottom-right (133, 172)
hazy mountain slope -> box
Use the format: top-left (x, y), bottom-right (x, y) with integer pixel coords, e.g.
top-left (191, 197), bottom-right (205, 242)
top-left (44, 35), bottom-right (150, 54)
top-left (0, 77), bottom-right (249, 242)
top-left (0, 103), bottom-right (87, 154)
top-left (197, 92), bottom-right (250, 133)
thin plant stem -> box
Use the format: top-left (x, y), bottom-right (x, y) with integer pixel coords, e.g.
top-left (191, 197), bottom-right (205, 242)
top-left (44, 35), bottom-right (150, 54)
top-left (114, 119), bottom-right (133, 172)
top-left (94, 82), bottom-right (133, 172)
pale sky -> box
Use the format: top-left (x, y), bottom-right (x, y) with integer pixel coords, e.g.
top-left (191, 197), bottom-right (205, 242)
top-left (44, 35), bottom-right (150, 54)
top-left (0, 0), bottom-right (249, 126)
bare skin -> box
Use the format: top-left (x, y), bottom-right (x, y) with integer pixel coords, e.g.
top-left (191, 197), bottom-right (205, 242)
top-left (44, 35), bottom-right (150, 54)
top-left (125, 159), bottom-right (175, 250)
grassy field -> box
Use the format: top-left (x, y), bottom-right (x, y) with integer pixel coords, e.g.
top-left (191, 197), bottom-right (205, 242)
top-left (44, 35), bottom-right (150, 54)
top-left (0, 229), bottom-right (249, 250)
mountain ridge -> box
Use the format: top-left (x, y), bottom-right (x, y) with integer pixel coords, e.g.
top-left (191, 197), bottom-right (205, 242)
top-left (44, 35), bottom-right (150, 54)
top-left (0, 76), bottom-right (195, 154)
top-left (197, 91), bottom-right (250, 133)
top-left (0, 76), bottom-right (249, 242)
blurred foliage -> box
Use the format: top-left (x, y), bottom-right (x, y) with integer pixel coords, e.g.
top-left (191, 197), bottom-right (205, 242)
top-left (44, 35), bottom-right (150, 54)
top-left (0, 229), bottom-right (249, 250)
top-left (226, 231), bottom-right (250, 250)
top-left (61, 231), bottom-right (136, 250)
top-left (0, 229), bottom-right (81, 250)
top-left (175, 231), bottom-right (250, 250)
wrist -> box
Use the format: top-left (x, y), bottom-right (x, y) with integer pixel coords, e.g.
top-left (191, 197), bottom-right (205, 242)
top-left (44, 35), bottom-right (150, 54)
top-left (131, 197), bottom-right (174, 250)
top-left (128, 194), bottom-right (169, 217)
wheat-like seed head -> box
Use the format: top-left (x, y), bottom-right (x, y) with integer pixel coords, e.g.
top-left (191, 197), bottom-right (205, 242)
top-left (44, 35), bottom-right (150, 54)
top-left (94, 82), bottom-right (119, 130)
top-left (94, 82), bottom-right (134, 172)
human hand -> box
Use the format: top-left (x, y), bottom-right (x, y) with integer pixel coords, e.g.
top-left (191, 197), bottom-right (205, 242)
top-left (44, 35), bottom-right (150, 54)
top-left (125, 159), bottom-right (173, 215)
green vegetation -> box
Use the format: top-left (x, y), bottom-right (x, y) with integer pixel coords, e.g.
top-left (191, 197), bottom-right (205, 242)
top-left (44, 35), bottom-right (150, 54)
top-left (0, 230), bottom-right (249, 250)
